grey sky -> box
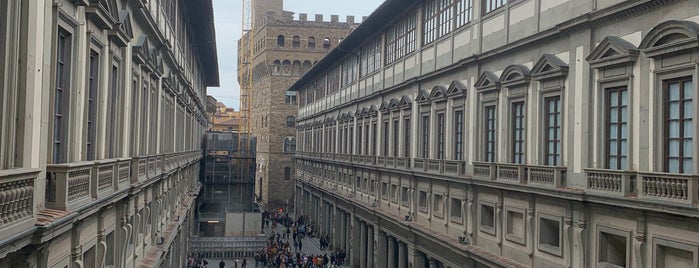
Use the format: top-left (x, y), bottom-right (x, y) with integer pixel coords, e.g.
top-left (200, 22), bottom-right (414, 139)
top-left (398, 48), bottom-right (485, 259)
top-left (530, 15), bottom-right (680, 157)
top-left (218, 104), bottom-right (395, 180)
top-left (209, 0), bottom-right (384, 110)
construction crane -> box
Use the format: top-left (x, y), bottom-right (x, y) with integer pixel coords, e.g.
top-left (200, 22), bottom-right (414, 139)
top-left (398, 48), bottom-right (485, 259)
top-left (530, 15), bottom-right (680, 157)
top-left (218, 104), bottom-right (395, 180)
top-left (240, 0), bottom-right (254, 134)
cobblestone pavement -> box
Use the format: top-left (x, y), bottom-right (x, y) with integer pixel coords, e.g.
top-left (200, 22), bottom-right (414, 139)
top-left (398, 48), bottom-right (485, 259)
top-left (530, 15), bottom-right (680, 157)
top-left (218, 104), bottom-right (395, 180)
top-left (207, 222), bottom-right (345, 268)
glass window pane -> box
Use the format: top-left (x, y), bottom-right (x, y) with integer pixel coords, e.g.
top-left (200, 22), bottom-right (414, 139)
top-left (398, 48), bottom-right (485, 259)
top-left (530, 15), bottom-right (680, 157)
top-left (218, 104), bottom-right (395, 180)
top-left (682, 159), bottom-right (693, 174)
top-left (610, 91), bottom-right (618, 105)
top-left (669, 83), bottom-right (680, 100)
top-left (609, 141), bottom-right (617, 154)
top-left (668, 159), bottom-right (679, 173)
top-left (620, 140), bottom-right (628, 155)
top-left (609, 125), bottom-right (618, 139)
top-left (620, 107), bottom-right (628, 122)
top-left (620, 123), bottom-right (628, 139)
top-left (683, 140), bottom-right (693, 157)
top-left (619, 156), bottom-right (627, 170)
top-left (669, 121), bottom-right (680, 138)
top-left (684, 100), bottom-right (693, 118)
top-left (670, 103), bottom-right (680, 119)
top-left (610, 107), bottom-right (618, 123)
top-left (684, 81), bottom-right (693, 99)
top-left (620, 90), bottom-right (628, 105)
top-left (684, 120), bottom-right (693, 138)
top-left (608, 157), bottom-right (617, 169)
top-left (669, 140), bottom-right (680, 157)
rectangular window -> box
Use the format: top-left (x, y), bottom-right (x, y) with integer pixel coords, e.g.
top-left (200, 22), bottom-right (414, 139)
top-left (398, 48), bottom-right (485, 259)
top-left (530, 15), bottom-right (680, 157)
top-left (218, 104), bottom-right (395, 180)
top-left (484, 0), bottom-right (507, 13)
top-left (86, 50), bottom-right (99, 161)
top-left (385, 11), bottom-right (416, 64)
top-left (53, 28), bottom-right (72, 164)
top-left (404, 117), bottom-right (411, 157)
top-left (418, 190), bottom-right (427, 212)
top-left (506, 208), bottom-right (525, 244)
top-left (512, 102), bottom-right (525, 164)
top-left (433, 194), bottom-right (444, 217)
top-left (357, 125), bottom-right (363, 154)
top-left (383, 121), bottom-right (389, 156)
top-left (598, 229), bottom-right (628, 267)
top-left (665, 78), bottom-right (693, 174)
top-left (108, 63), bottom-right (119, 158)
top-left (381, 182), bottom-right (388, 199)
top-left (538, 216), bottom-right (562, 256)
top-left (391, 184), bottom-right (398, 202)
top-left (401, 186), bottom-right (409, 206)
top-left (450, 198), bottom-right (462, 222)
top-left (422, 115), bottom-right (430, 158)
top-left (437, 113), bottom-right (445, 159)
top-left (455, 0), bottom-right (473, 28)
top-left (285, 91), bottom-right (297, 105)
top-left (484, 106), bottom-right (496, 162)
top-left (371, 122), bottom-right (376, 155)
top-left (480, 203), bottom-right (495, 235)
top-left (454, 110), bottom-right (464, 160)
top-left (349, 126), bottom-right (353, 154)
top-left (393, 120), bottom-right (399, 156)
top-left (545, 97), bottom-right (561, 166)
top-left (606, 87), bottom-right (628, 170)
top-left (423, 0), bottom-right (439, 44)
top-left (131, 77), bottom-right (138, 156)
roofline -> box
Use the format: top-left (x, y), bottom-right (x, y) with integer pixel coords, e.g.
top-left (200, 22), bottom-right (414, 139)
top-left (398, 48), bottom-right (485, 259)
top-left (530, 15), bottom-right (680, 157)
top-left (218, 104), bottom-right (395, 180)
top-left (184, 0), bottom-right (220, 87)
top-left (288, 0), bottom-right (420, 92)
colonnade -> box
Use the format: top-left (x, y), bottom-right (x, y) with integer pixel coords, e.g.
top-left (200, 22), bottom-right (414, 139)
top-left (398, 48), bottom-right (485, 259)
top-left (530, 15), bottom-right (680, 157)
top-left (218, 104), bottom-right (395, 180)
top-left (294, 185), bottom-right (450, 268)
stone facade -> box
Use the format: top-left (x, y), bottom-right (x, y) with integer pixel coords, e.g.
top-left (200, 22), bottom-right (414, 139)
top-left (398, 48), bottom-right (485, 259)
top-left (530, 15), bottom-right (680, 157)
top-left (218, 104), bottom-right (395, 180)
top-left (238, 0), bottom-right (359, 209)
top-left (292, 0), bottom-right (699, 267)
top-left (0, 0), bottom-right (216, 267)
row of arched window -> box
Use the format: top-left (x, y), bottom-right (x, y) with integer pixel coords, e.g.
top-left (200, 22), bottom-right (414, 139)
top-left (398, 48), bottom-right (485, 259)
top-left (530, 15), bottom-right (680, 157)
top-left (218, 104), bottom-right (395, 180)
top-left (277, 35), bottom-right (332, 49)
top-left (272, 60), bottom-right (315, 76)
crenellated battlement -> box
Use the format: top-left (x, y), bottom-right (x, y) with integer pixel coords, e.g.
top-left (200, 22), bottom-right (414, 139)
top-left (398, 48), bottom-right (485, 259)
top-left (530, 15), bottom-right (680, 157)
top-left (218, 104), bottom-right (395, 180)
top-left (258, 11), bottom-right (362, 28)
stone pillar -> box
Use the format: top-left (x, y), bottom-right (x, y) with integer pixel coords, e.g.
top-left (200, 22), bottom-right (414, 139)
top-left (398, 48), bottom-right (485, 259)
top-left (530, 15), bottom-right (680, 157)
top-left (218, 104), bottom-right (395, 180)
top-left (345, 213), bottom-right (351, 252)
top-left (413, 250), bottom-right (426, 268)
top-left (367, 225), bottom-right (374, 268)
top-left (387, 236), bottom-right (396, 268)
top-left (376, 230), bottom-right (388, 268)
top-left (334, 207), bottom-right (341, 248)
top-left (398, 241), bottom-right (407, 268)
top-left (360, 221), bottom-right (368, 268)
top-left (428, 257), bottom-right (438, 268)
top-left (351, 215), bottom-right (361, 267)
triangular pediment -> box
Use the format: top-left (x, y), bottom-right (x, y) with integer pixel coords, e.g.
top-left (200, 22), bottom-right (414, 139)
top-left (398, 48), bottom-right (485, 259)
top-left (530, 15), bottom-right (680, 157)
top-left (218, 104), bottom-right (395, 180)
top-left (586, 36), bottom-right (639, 69)
top-left (429, 85), bottom-right (448, 102)
top-left (379, 100), bottom-right (390, 113)
top-left (531, 54), bottom-right (568, 80)
top-left (388, 98), bottom-right (400, 110)
top-left (118, 10), bottom-right (134, 39)
top-left (399, 95), bottom-right (412, 109)
top-left (415, 89), bottom-right (431, 105)
top-left (499, 65), bottom-right (530, 86)
top-left (640, 20), bottom-right (699, 58)
top-left (446, 80), bottom-right (467, 98)
top-left (132, 35), bottom-right (150, 64)
top-left (474, 71), bottom-right (500, 91)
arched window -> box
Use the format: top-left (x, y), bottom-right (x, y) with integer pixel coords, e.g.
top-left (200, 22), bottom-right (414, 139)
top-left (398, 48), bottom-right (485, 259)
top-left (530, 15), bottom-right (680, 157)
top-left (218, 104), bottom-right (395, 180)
top-left (323, 37), bottom-right (331, 49)
top-left (286, 116), bottom-right (296, 127)
top-left (308, 36), bottom-right (315, 49)
top-left (292, 36), bottom-right (300, 47)
top-left (272, 60), bottom-right (281, 75)
top-left (284, 167), bottom-right (291, 180)
top-left (291, 61), bottom-right (302, 76)
top-left (302, 61), bottom-right (312, 73)
top-left (284, 137), bottom-right (296, 153)
top-left (282, 60), bottom-right (291, 76)
top-left (277, 35), bottom-right (285, 47)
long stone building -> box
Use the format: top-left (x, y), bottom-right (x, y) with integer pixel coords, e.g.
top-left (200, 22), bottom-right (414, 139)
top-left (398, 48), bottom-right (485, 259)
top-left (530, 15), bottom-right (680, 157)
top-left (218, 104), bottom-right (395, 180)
top-left (0, 0), bottom-right (217, 267)
top-left (291, 0), bottom-right (699, 267)
top-left (238, 0), bottom-right (359, 209)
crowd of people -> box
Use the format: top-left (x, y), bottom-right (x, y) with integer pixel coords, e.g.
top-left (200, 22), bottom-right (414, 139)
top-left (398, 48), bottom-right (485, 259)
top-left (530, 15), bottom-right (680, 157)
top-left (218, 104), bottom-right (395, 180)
top-left (251, 210), bottom-right (347, 267)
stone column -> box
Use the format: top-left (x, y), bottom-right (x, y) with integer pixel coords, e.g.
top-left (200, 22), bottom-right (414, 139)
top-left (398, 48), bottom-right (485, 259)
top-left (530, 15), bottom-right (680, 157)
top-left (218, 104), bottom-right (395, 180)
top-left (428, 257), bottom-right (438, 268)
top-left (377, 230), bottom-right (388, 268)
top-left (367, 225), bottom-right (374, 268)
top-left (360, 221), bottom-right (368, 268)
top-left (345, 213), bottom-right (352, 252)
top-left (387, 236), bottom-right (396, 268)
top-left (413, 251), bottom-right (426, 268)
top-left (351, 215), bottom-right (361, 267)
top-left (334, 207), bottom-right (341, 248)
top-left (398, 241), bottom-right (407, 268)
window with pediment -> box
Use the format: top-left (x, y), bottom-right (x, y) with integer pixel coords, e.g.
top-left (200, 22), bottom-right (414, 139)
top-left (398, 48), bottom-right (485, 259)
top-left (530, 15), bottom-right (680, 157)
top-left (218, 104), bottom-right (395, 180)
top-left (475, 71), bottom-right (501, 162)
top-left (500, 65), bottom-right (530, 164)
top-left (531, 55), bottom-right (568, 166)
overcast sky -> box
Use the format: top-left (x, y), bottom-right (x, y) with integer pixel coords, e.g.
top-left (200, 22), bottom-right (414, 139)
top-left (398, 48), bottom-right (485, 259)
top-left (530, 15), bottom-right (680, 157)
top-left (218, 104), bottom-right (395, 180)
top-left (209, 0), bottom-right (384, 110)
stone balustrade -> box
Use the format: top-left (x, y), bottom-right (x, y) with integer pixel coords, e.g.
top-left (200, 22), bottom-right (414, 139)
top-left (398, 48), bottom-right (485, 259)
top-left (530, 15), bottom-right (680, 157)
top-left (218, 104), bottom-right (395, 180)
top-left (496, 163), bottom-right (526, 183)
top-left (45, 151), bottom-right (201, 212)
top-left (190, 236), bottom-right (266, 254)
top-left (472, 161), bottom-right (495, 180)
top-left (638, 171), bottom-right (699, 205)
top-left (0, 168), bottom-right (39, 230)
top-left (584, 168), bottom-right (636, 197)
top-left (527, 165), bottom-right (566, 188)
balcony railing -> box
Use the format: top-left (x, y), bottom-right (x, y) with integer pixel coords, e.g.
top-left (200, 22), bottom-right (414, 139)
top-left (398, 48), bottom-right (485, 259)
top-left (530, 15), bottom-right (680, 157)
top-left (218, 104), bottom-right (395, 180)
top-left (45, 150), bottom-right (201, 212)
top-left (0, 168), bottom-right (39, 230)
top-left (584, 168), bottom-right (636, 197)
top-left (638, 171), bottom-right (699, 205)
top-left (527, 165), bottom-right (566, 187)
top-left (497, 163), bottom-right (526, 183)
top-left (472, 161), bottom-right (495, 180)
